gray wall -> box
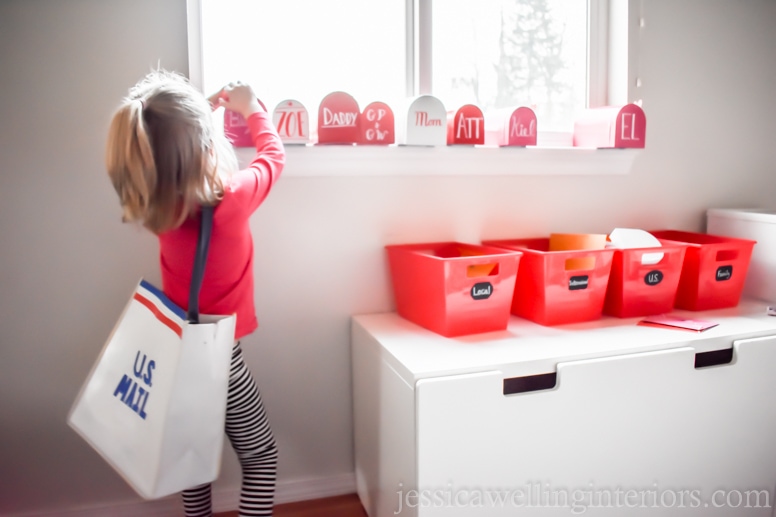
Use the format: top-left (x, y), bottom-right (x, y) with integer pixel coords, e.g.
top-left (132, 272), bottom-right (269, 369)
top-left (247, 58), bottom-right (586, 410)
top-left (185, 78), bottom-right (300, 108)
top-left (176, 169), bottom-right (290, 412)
top-left (1, 0), bottom-right (775, 514)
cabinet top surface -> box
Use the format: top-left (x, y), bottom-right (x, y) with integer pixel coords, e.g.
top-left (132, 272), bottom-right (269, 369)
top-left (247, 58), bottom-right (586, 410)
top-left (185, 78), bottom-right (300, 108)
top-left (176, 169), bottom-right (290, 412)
top-left (352, 300), bottom-right (776, 381)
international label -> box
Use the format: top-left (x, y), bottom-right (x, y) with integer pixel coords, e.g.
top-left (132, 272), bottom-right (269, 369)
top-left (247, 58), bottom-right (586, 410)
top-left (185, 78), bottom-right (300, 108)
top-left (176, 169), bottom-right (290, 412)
top-left (645, 270), bottom-right (664, 286)
top-left (716, 265), bottom-right (733, 281)
top-left (569, 275), bottom-right (589, 291)
top-left (471, 282), bottom-right (493, 300)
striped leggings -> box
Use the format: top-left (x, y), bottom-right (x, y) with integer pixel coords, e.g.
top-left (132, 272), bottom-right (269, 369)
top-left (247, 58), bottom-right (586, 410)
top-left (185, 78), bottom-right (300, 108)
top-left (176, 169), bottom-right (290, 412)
top-left (182, 342), bottom-right (278, 516)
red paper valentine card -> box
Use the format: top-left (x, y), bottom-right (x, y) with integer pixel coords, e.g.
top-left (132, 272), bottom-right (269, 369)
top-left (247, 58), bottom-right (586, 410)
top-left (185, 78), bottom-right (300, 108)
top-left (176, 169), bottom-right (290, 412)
top-left (638, 314), bottom-right (719, 332)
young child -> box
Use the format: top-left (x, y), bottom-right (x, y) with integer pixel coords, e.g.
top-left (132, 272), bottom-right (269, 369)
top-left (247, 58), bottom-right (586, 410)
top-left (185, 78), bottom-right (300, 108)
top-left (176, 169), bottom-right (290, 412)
top-left (105, 69), bottom-right (284, 517)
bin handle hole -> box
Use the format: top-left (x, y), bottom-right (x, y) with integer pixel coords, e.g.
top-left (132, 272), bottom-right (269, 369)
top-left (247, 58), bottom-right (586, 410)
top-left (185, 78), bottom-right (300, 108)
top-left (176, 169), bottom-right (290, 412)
top-left (503, 372), bottom-right (557, 395)
top-left (467, 263), bottom-right (499, 278)
top-left (694, 348), bottom-right (734, 368)
top-left (716, 250), bottom-right (738, 261)
top-left (565, 257), bottom-right (595, 271)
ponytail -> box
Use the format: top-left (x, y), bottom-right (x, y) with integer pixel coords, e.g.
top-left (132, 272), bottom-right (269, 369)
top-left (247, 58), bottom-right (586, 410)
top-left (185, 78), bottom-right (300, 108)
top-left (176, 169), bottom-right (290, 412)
top-left (106, 69), bottom-right (226, 234)
top-left (106, 99), bottom-right (158, 226)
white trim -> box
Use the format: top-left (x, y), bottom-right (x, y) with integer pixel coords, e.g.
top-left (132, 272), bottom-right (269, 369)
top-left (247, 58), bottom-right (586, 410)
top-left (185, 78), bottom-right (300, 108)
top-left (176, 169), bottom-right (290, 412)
top-left (416, 0), bottom-right (433, 95)
top-left (238, 145), bottom-right (641, 177)
top-left (587, 0), bottom-right (609, 108)
top-left (628, 0), bottom-right (645, 105)
top-left (608, 0), bottom-right (643, 106)
top-left (185, 0), bottom-right (204, 91)
top-left (406, 0), bottom-right (417, 97)
top-left (6, 473), bottom-right (357, 517)
top-left (274, 472), bottom-right (357, 504)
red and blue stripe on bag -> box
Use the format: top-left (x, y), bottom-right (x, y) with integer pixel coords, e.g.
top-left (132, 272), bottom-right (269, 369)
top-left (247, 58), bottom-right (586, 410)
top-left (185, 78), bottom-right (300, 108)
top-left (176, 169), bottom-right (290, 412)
top-left (112, 280), bottom-right (186, 420)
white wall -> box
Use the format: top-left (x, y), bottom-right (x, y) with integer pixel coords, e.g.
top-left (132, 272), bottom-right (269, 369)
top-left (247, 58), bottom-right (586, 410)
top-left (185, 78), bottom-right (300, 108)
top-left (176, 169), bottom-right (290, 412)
top-left (1, 0), bottom-right (775, 515)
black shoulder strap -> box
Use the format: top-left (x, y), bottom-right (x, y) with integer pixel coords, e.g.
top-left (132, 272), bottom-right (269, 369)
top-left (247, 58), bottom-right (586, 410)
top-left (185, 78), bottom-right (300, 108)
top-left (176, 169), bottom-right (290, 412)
top-left (187, 205), bottom-right (214, 323)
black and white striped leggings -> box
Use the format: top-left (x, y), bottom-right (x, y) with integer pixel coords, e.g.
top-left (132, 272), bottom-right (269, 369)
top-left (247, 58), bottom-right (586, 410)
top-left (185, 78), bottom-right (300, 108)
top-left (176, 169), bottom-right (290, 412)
top-left (182, 342), bottom-right (278, 516)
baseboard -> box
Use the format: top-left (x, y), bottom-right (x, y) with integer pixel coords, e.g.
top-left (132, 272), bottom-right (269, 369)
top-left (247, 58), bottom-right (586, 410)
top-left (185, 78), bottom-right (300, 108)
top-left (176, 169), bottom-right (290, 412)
top-left (213, 472), bottom-right (357, 511)
top-left (8, 473), bottom-right (357, 517)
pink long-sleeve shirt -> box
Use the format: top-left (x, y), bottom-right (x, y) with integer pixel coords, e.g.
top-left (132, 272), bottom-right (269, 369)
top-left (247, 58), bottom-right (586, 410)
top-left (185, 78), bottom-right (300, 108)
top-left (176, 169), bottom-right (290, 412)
top-left (159, 111), bottom-right (285, 339)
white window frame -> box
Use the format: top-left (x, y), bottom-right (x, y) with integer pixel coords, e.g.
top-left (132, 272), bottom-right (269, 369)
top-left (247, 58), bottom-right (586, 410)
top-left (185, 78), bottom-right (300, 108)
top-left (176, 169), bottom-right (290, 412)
top-left (186, 0), bottom-right (642, 177)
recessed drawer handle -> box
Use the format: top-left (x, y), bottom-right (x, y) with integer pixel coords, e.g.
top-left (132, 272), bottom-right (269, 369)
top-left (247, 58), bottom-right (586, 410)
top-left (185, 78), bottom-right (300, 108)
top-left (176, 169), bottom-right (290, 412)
top-left (503, 372), bottom-right (557, 395)
top-left (694, 348), bottom-right (734, 369)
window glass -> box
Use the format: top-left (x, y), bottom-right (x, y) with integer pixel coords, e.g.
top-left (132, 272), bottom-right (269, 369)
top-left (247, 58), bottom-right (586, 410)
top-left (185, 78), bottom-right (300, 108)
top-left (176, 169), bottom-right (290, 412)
top-left (199, 0), bottom-right (591, 133)
top-left (200, 0), bottom-right (406, 121)
top-left (432, 0), bottom-right (588, 131)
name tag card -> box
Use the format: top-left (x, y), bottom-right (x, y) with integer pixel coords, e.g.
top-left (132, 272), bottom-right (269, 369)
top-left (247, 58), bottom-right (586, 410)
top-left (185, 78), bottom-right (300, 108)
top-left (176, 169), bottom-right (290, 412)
top-left (223, 110), bottom-right (253, 147)
top-left (273, 99), bottom-right (310, 145)
top-left (447, 104), bottom-right (485, 145)
top-left (485, 106), bottom-right (537, 147)
top-left (360, 102), bottom-right (395, 145)
top-left (317, 91), bottom-right (360, 145)
top-left (573, 103), bottom-right (646, 149)
top-left (397, 95), bottom-right (447, 146)
top-left (223, 98), bottom-right (268, 148)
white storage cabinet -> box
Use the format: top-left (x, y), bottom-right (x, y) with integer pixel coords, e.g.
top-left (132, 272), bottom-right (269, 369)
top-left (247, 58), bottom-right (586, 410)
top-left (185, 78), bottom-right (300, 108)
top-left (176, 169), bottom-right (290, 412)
top-left (352, 302), bottom-right (776, 516)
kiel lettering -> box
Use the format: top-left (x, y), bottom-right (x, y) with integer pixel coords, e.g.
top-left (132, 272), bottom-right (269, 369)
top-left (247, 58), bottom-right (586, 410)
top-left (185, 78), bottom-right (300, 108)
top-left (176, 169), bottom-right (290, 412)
top-left (113, 350), bottom-right (155, 420)
top-left (471, 282), bottom-right (493, 300)
top-left (716, 265), bottom-right (733, 281)
top-left (510, 117), bottom-right (536, 137)
top-left (415, 111), bottom-right (443, 127)
top-left (322, 107), bottom-right (357, 128)
top-left (569, 275), bottom-right (589, 291)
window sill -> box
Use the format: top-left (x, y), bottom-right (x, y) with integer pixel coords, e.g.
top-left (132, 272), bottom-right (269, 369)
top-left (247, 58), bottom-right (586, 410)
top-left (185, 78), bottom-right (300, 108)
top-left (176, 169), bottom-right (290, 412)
top-left (236, 145), bottom-right (641, 177)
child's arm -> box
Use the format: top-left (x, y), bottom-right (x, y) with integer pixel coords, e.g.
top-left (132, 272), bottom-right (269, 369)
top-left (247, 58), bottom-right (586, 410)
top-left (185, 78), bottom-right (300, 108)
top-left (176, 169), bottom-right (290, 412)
top-left (214, 82), bottom-right (284, 211)
top-left (210, 81), bottom-right (263, 116)
top-left (242, 110), bottom-right (285, 208)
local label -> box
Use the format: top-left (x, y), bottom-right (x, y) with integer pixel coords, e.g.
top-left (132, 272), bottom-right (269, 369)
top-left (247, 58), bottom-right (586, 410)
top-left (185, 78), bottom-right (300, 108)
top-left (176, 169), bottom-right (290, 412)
top-left (471, 282), bottom-right (493, 300)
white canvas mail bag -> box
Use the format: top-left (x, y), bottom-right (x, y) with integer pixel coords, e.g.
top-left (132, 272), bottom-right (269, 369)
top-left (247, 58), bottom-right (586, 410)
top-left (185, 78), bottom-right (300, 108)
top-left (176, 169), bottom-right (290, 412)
top-left (68, 207), bottom-right (235, 499)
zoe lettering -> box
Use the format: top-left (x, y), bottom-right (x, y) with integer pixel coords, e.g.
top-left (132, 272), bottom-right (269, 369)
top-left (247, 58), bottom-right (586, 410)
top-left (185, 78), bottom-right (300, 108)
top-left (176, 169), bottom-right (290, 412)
top-left (276, 110), bottom-right (306, 138)
top-left (113, 350), bottom-right (154, 420)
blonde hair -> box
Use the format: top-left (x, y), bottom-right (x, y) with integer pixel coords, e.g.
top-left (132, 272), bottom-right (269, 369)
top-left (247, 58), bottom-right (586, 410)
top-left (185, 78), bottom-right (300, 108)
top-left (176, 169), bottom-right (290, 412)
top-left (106, 69), bottom-right (237, 234)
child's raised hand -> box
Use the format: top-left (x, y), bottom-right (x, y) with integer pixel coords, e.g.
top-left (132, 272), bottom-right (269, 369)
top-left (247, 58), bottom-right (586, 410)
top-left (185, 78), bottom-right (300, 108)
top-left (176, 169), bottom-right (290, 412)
top-left (209, 81), bottom-right (264, 118)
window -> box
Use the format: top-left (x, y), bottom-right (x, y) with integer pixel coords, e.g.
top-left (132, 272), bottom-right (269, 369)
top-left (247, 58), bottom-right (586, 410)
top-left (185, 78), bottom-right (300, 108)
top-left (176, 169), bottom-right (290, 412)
top-left (190, 0), bottom-right (610, 135)
top-left (187, 0), bottom-right (640, 176)
top-left (196, 0), bottom-right (406, 118)
top-left (429, 0), bottom-right (589, 131)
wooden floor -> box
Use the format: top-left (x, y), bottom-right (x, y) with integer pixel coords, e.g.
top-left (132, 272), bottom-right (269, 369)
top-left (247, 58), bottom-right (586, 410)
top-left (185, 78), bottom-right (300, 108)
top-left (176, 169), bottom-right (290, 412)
top-left (214, 493), bottom-right (368, 517)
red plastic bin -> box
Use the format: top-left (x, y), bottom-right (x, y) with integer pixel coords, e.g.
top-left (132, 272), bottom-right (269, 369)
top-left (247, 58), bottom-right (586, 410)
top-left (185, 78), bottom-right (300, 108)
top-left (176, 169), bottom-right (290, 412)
top-left (649, 230), bottom-right (756, 311)
top-left (603, 242), bottom-right (687, 318)
top-left (483, 238), bottom-right (614, 326)
top-left (385, 242), bottom-right (522, 337)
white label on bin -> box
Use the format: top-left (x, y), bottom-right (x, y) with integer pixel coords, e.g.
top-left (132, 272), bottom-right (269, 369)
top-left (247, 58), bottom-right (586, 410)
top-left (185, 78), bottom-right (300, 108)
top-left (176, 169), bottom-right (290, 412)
top-left (471, 282), bottom-right (493, 300)
top-left (645, 270), bottom-right (664, 286)
top-left (716, 265), bottom-right (733, 281)
top-left (569, 275), bottom-right (589, 291)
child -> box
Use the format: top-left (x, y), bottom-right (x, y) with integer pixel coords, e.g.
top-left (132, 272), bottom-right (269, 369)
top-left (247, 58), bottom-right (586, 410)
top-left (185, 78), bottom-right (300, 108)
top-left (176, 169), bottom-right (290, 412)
top-left (105, 69), bottom-right (284, 517)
